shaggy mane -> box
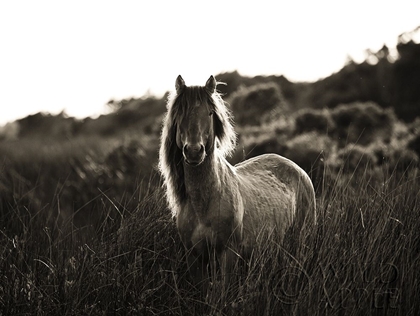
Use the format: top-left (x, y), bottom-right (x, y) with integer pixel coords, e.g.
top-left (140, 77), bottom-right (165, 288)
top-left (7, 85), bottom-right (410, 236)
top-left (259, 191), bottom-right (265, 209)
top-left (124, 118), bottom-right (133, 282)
top-left (158, 83), bottom-right (236, 216)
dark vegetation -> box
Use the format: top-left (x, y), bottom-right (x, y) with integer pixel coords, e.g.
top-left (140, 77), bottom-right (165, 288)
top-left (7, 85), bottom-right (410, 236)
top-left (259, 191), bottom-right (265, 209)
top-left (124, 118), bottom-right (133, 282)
top-left (1, 27), bottom-right (419, 315)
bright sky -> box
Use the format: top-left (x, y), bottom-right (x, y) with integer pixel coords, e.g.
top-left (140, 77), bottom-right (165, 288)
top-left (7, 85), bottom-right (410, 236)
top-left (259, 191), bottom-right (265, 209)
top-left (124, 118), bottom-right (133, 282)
top-left (1, 0), bottom-right (419, 126)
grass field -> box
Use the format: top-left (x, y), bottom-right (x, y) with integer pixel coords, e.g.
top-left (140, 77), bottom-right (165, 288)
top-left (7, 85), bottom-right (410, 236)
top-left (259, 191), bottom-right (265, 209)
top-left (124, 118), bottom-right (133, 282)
top-left (1, 136), bottom-right (419, 315)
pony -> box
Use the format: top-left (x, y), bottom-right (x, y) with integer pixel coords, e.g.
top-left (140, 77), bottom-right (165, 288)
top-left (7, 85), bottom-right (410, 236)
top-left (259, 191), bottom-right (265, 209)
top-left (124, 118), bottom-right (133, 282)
top-left (159, 75), bottom-right (316, 282)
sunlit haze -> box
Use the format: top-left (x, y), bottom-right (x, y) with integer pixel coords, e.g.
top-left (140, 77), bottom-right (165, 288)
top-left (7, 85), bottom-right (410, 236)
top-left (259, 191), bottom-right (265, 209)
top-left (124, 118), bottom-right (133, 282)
top-left (1, 0), bottom-right (419, 125)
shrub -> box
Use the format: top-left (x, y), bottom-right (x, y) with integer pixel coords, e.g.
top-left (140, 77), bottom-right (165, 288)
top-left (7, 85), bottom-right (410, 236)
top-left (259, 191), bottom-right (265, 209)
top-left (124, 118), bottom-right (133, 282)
top-left (387, 148), bottom-right (419, 172)
top-left (229, 83), bottom-right (288, 126)
top-left (294, 108), bottom-right (335, 135)
top-left (336, 144), bottom-right (378, 171)
top-left (16, 112), bottom-right (77, 139)
top-left (0, 136), bottom-right (158, 229)
top-left (0, 122), bottom-right (20, 140)
top-left (331, 102), bottom-right (396, 146)
top-left (407, 133), bottom-right (420, 157)
top-left (284, 132), bottom-right (333, 170)
top-left (284, 132), bottom-right (335, 190)
top-left (240, 134), bottom-right (288, 160)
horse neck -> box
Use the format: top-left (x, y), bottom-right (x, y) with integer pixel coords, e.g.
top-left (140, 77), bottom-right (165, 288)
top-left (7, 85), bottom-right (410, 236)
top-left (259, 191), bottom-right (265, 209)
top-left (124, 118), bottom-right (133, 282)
top-left (183, 151), bottom-right (222, 213)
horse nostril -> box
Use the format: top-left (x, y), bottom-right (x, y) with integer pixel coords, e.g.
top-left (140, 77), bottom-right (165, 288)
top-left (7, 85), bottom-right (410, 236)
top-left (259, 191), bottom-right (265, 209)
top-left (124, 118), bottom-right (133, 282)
top-left (184, 144), bottom-right (204, 154)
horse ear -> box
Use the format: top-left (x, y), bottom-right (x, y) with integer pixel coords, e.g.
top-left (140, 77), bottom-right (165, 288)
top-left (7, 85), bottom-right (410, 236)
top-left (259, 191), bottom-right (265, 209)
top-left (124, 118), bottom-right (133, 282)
top-left (205, 75), bottom-right (216, 94)
top-left (175, 75), bottom-right (185, 94)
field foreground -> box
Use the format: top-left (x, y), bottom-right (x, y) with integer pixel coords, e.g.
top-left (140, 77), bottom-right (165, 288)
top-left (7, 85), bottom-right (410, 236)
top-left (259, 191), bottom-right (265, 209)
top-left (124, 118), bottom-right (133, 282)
top-left (1, 157), bottom-right (419, 315)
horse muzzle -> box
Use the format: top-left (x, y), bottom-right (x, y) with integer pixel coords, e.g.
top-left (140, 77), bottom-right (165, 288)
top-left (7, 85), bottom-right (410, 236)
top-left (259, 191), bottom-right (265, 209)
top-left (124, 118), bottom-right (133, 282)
top-left (183, 144), bottom-right (205, 166)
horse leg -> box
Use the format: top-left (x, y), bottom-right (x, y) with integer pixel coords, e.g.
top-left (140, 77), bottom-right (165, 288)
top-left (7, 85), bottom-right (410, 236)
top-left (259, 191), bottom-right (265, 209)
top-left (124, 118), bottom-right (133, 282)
top-left (187, 253), bottom-right (209, 293)
top-left (218, 247), bottom-right (239, 288)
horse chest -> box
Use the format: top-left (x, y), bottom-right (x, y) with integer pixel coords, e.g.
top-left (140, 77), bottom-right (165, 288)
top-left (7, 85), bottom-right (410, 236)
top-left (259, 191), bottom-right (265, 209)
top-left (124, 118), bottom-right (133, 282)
top-left (176, 202), bottom-right (239, 254)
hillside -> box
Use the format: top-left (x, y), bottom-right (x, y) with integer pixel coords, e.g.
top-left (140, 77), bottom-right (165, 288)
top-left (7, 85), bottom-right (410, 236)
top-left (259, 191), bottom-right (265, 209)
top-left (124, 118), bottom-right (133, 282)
top-left (2, 28), bottom-right (419, 143)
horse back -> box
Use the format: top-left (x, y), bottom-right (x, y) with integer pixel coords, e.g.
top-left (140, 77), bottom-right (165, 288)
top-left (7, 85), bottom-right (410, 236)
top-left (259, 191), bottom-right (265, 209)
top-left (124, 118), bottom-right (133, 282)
top-left (234, 153), bottom-right (316, 244)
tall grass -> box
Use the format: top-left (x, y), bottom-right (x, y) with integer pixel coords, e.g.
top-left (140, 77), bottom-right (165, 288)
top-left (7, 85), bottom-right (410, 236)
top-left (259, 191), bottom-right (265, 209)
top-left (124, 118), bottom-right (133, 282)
top-left (1, 142), bottom-right (419, 315)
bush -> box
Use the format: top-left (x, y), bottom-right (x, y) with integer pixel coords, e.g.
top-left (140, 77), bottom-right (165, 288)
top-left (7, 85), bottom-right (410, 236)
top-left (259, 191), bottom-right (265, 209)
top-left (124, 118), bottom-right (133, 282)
top-left (387, 148), bottom-right (419, 172)
top-left (229, 83), bottom-right (288, 126)
top-left (284, 132), bottom-right (335, 190)
top-left (407, 133), bottom-right (420, 157)
top-left (240, 134), bottom-right (288, 160)
top-left (336, 144), bottom-right (378, 171)
top-left (16, 112), bottom-right (77, 139)
top-left (331, 102), bottom-right (396, 146)
top-left (0, 136), bottom-right (159, 230)
top-left (0, 122), bottom-right (19, 140)
top-left (294, 108), bottom-right (335, 135)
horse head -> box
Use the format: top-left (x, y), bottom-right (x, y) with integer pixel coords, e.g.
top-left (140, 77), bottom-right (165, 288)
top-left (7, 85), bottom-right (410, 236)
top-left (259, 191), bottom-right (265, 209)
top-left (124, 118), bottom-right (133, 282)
top-left (174, 75), bottom-right (218, 166)
top-left (159, 75), bottom-right (237, 216)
